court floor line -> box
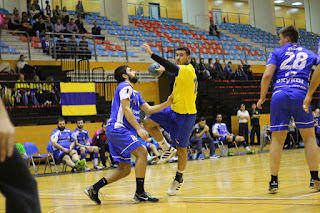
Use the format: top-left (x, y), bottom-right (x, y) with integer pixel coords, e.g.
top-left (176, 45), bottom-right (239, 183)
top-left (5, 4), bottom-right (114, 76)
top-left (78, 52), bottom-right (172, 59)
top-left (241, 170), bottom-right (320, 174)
top-left (291, 191), bottom-right (320, 199)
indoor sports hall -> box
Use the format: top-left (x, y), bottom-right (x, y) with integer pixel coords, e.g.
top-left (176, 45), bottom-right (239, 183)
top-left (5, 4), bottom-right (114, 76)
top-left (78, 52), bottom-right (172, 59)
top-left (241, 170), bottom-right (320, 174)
top-left (1, 0), bottom-right (320, 212)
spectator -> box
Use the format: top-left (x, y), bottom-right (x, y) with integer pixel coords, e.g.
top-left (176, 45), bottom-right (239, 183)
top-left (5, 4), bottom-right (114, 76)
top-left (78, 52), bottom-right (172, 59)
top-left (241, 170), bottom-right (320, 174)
top-left (189, 117), bottom-right (219, 159)
top-left (42, 76), bottom-right (60, 105)
top-left (223, 61), bottom-right (234, 80)
top-left (31, 0), bottom-right (40, 10)
top-left (65, 18), bottom-right (79, 33)
top-left (78, 36), bottom-right (91, 59)
top-left (29, 75), bottom-right (44, 105)
top-left (0, 62), bottom-right (14, 73)
top-left (21, 12), bottom-right (30, 21)
top-left (41, 34), bottom-right (53, 54)
top-left (61, 6), bottom-right (70, 24)
top-left (209, 21), bottom-right (221, 39)
top-left (214, 58), bottom-right (224, 79)
top-left (56, 35), bottom-right (68, 58)
top-left (91, 122), bottom-right (117, 168)
top-left (53, 18), bottom-right (64, 33)
top-left (9, 9), bottom-right (22, 30)
top-left (50, 117), bottom-right (86, 171)
top-left (246, 65), bottom-right (255, 80)
top-left (68, 35), bottom-right (79, 57)
top-left (43, 4), bottom-right (53, 19)
top-left (92, 21), bottom-right (103, 39)
top-left (212, 113), bottom-right (256, 156)
top-left (137, 3), bottom-right (144, 17)
top-left (249, 103), bottom-right (260, 145)
top-left (235, 64), bottom-right (248, 80)
top-left (14, 74), bottom-right (39, 106)
top-left (196, 58), bottom-right (210, 80)
top-left (72, 118), bottom-right (102, 171)
top-left (32, 18), bottom-right (46, 38)
top-left (44, 17), bottom-right (53, 32)
top-left (240, 59), bottom-right (249, 73)
top-left (237, 104), bottom-right (250, 143)
top-left (20, 16), bottom-right (33, 35)
top-left (75, 1), bottom-right (86, 18)
top-left (16, 55), bottom-right (36, 76)
top-left (53, 5), bottom-right (62, 22)
top-left (75, 16), bottom-right (87, 34)
top-left (29, 5), bottom-right (40, 20)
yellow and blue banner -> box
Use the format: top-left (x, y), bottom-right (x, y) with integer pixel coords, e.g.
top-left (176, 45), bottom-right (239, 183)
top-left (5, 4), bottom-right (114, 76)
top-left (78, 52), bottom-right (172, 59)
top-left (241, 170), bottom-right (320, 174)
top-left (60, 82), bottom-right (97, 116)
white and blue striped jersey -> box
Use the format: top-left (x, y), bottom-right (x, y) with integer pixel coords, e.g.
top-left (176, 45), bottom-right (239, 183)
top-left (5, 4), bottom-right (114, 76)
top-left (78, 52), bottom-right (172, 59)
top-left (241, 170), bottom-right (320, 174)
top-left (72, 128), bottom-right (89, 145)
top-left (212, 123), bottom-right (229, 135)
top-left (50, 128), bottom-right (75, 150)
top-left (108, 81), bottom-right (146, 135)
top-left (267, 43), bottom-right (320, 92)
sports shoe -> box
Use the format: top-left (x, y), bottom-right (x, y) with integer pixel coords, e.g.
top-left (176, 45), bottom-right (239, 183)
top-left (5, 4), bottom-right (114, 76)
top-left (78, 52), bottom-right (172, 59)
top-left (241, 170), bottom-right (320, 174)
top-left (157, 147), bottom-right (177, 165)
top-left (310, 179), bottom-right (320, 190)
top-left (84, 186), bottom-right (101, 205)
top-left (228, 151), bottom-right (234, 156)
top-left (84, 165), bottom-right (91, 171)
top-left (269, 181), bottom-right (279, 194)
top-left (132, 192), bottom-right (159, 203)
top-left (167, 179), bottom-right (184, 196)
top-left (74, 159), bottom-right (86, 171)
top-left (247, 150), bottom-right (257, 154)
top-left (209, 154), bottom-right (220, 159)
top-left (192, 153), bottom-right (197, 160)
top-left (197, 154), bottom-right (204, 160)
top-left (147, 155), bottom-right (159, 163)
top-left (94, 166), bottom-right (102, 170)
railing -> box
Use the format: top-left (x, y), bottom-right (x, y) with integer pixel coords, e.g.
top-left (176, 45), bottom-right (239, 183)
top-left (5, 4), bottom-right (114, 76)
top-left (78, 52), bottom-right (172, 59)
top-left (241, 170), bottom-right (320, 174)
top-left (128, 3), bottom-right (168, 19)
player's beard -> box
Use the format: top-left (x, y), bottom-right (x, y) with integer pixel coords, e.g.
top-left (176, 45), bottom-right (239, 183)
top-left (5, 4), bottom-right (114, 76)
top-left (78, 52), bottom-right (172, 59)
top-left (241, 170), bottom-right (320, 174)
top-left (129, 75), bottom-right (138, 84)
top-left (77, 125), bottom-right (83, 129)
top-left (58, 126), bottom-right (65, 131)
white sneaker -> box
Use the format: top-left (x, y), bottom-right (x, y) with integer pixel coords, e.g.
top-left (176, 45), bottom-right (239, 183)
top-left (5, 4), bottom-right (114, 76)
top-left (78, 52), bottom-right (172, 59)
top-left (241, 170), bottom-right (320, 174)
top-left (157, 147), bottom-right (177, 165)
top-left (167, 179), bottom-right (184, 196)
top-left (94, 166), bottom-right (102, 170)
top-left (84, 166), bottom-right (91, 171)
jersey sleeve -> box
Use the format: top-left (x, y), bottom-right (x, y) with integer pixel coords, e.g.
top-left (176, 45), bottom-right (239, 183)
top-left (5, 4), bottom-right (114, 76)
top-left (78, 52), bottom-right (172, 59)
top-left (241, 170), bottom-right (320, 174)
top-left (212, 124), bottom-right (218, 135)
top-left (50, 130), bottom-right (59, 143)
top-left (85, 131), bottom-right (90, 141)
top-left (69, 131), bottom-right (76, 141)
top-left (267, 50), bottom-right (278, 66)
top-left (137, 92), bottom-right (146, 106)
top-left (119, 86), bottom-right (133, 101)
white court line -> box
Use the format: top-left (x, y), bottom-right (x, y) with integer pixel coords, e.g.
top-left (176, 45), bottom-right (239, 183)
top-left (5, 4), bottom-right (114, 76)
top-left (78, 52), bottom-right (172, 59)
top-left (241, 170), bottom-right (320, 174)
top-left (291, 191), bottom-right (320, 199)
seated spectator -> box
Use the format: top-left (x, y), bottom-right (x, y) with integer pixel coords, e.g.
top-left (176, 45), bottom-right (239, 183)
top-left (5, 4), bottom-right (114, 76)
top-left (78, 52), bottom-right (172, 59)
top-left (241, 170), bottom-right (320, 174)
top-left (9, 9), bottom-right (22, 30)
top-left (43, 4), bottom-right (53, 19)
top-left (68, 35), bottom-right (79, 57)
top-left (20, 16), bottom-right (33, 35)
top-left (212, 113), bottom-right (256, 156)
top-left (53, 5), bottom-right (62, 23)
top-left (78, 36), bottom-right (91, 59)
top-left (75, 16), bottom-right (87, 34)
top-left (16, 55), bottom-right (36, 76)
top-left (0, 62), bottom-right (14, 73)
top-left (235, 64), bottom-right (248, 80)
top-left (55, 35), bottom-right (68, 58)
top-left (53, 18), bottom-right (64, 33)
top-left (44, 17), bottom-right (53, 32)
top-left (29, 5), bottom-right (40, 20)
top-left (189, 117), bottom-right (219, 160)
top-left (72, 118), bottom-right (102, 171)
top-left (14, 74), bottom-right (39, 106)
top-left (21, 12), bottom-right (30, 21)
top-left (51, 117), bottom-right (86, 171)
top-left (214, 58), bottom-right (225, 79)
top-left (223, 61), bottom-right (234, 80)
top-left (246, 65), bottom-right (255, 80)
top-left (29, 75), bottom-right (45, 105)
top-left (240, 59), bottom-right (249, 73)
top-left (41, 34), bottom-right (53, 54)
top-left (209, 21), bottom-right (221, 39)
top-left (61, 6), bottom-right (69, 24)
top-left (92, 21), bottom-right (103, 39)
top-left (42, 76), bottom-right (60, 105)
top-left (31, 0), bottom-right (40, 10)
top-left (75, 0), bottom-right (87, 18)
top-left (32, 18), bottom-right (45, 38)
top-left (91, 122), bottom-right (117, 168)
top-left (65, 18), bottom-right (79, 34)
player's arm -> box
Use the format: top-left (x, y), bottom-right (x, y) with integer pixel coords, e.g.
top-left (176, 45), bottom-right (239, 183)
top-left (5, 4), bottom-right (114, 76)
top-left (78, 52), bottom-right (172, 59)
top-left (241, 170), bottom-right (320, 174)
top-left (212, 126), bottom-right (222, 138)
top-left (140, 94), bottom-right (172, 115)
top-left (0, 98), bottom-right (15, 162)
top-left (257, 64), bottom-right (276, 109)
top-left (51, 141), bottom-right (69, 153)
top-left (69, 141), bottom-right (75, 150)
top-left (141, 43), bottom-right (179, 75)
top-left (121, 98), bottom-right (149, 140)
top-left (303, 64), bottom-right (320, 113)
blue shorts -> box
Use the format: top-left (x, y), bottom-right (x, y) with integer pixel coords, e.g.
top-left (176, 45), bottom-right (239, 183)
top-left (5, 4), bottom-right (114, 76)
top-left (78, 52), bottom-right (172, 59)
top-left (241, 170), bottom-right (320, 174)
top-left (53, 141), bottom-right (71, 160)
top-left (270, 89), bottom-right (314, 132)
top-left (149, 106), bottom-right (196, 148)
top-left (145, 141), bottom-right (160, 150)
top-left (218, 134), bottom-right (231, 142)
top-left (74, 145), bottom-right (92, 153)
top-left (107, 126), bottom-right (142, 164)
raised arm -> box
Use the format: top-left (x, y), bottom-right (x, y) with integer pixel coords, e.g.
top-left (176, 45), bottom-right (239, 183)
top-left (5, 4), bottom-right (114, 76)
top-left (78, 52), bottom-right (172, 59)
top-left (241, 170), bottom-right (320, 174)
top-left (140, 94), bottom-right (172, 115)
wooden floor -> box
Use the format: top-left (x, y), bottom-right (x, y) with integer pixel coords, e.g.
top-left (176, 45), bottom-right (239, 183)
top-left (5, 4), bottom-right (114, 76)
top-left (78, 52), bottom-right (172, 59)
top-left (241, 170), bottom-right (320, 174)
top-left (1, 146), bottom-right (320, 213)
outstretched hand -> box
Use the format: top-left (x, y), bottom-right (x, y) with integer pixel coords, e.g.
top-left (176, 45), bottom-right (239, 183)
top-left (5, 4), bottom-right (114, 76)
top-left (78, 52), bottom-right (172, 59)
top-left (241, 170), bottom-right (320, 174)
top-left (141, 43), bottom-right (153, 56)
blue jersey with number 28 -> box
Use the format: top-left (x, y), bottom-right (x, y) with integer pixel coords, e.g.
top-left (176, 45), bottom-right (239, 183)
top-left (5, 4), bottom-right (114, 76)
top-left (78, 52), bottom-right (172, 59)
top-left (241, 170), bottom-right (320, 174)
top-left (267, 43), bottom-right (320, 92)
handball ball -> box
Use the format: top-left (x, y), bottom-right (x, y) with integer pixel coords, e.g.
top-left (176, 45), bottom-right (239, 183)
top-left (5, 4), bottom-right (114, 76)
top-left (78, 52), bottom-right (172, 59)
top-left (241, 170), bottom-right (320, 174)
top-left (148, 63), bottom-right (161, 78)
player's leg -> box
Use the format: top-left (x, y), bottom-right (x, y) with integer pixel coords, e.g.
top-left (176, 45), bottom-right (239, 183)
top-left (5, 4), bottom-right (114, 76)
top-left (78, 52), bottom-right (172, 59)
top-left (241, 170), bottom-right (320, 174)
top-left (149, 144), bottom-right (160, 157)
top-left (98, 144), bottom-right (107, 167)
top-left (70, 149), bottom-right (86, 170)
top-left (225, 136), bottom-right (234, 156)
top-left (205, 137), bottom-right (219, 158)
top-left (250, 126), bottom-right (255, 145)
top-left (0, 148), bottom-right (41, 213)
top-left (190, 138), bottom-right (204, 159)
top-left (79, 146), bottom-right (87, 161)
top-left (235, 135), bottom-right (256, 154)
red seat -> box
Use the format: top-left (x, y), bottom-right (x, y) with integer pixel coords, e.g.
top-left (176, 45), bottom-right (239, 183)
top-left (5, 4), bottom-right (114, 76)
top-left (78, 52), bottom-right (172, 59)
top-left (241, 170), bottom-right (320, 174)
top-left (115, 45), bottom-right (124, 51)
top-left (103, 40), bottom-right (111, 45)
top-left (31, 36), bottom-right (41, 42)
top-left (105, 45), bottom-right (115, 51)
top-left (31, 42), bottom-right (41, 48)
top-left (94, 39), bottom-right (102, 45)
top-left (20, 36), bottom-right (28, 42)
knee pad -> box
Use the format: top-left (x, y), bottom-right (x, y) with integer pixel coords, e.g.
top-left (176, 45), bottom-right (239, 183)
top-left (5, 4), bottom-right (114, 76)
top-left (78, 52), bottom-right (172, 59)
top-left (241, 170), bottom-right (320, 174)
top-left (233, 136), bottom-right (236, 142)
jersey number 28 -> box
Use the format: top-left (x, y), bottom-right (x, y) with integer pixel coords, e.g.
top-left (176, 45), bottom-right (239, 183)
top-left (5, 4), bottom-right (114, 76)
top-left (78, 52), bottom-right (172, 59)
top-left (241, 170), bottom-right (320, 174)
top-left (280, 52), bottom-right (308, 70)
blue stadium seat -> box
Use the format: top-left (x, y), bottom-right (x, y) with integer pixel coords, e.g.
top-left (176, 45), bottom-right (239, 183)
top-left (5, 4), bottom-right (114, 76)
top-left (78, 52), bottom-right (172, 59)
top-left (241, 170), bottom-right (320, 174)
top-left (118, 51), bottom-right (126, 56)
top-left (128, 52), bottom-right (137, 57)
top-left (97, 50), bottom-right (106, 56)
top-left (107, 51), bottom-right (116, 56)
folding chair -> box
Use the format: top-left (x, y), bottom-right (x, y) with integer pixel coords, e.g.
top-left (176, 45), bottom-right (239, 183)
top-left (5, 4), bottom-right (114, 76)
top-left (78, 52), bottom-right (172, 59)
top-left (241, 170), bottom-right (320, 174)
top-left (24, 142), bottom-right (50, 175)
top-left (46, 141), bottom-right (58, 173)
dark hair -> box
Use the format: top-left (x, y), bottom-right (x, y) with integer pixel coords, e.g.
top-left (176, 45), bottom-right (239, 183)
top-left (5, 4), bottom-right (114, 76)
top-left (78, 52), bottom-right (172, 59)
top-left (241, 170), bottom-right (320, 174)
top-left (57, 117), bottom-right (65, 123)
top-left (208, 58), bottom-right (213, 63)
top-left (19, 54), bottom-right (24, 59)
top-left (279, 25), bottom-right (299, 43)
top-left (114, 65), bottom-right (129, 83)
top-left (216, 113), bottom-right (222, 117)
top-left (76, 117), bottom-right (83, 122)
top-left (70, 18), bottom-right (74, 21)
top-left (228, 61), bottom-right (232, 64)
top-left (199, 117), bottom-right (206, 121)
top-left (176, 46), bottom-right (191, 56)
top-left (102, 121), bottom-right (107, 127)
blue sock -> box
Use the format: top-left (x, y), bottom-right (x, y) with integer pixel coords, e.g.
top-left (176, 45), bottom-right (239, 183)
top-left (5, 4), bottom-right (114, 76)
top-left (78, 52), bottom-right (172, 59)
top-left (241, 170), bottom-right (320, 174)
top-left (94, 153), bottom-right (99, 158)
top-left (80, 153), bottom-right (86, 159)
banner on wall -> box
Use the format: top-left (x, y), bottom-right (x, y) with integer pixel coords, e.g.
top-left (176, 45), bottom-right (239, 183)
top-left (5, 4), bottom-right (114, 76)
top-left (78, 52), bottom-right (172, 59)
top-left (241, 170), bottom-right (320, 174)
top-left (60, 82), bottom-right (97, 116)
